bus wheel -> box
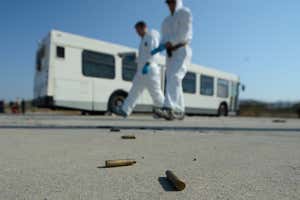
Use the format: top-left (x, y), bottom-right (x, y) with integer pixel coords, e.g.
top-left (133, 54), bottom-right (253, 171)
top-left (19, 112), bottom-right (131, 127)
top-left (218, 103), bottom-right (228, 117)
top-left (108, 93), bottom-right (127, 114)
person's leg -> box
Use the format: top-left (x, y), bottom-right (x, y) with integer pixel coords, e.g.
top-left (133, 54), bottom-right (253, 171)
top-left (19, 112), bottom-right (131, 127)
top-left (164, 57), bottom-right (187, 113)
top-left (122, 76), bottom-right (145, 116)
top-left (144, 65), bottom-right (166, 119)
top-left (162, 47), bottom-right (191, 120)
top-left (146, 65), bottom-right (165, 108)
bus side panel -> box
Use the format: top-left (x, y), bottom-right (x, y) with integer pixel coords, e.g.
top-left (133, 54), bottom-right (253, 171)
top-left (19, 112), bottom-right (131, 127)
top-left (92, 55), bottom-right (144, 112)
top-left (53, 47), bottom-right (93, 111)
top-left (92, 57), bottom-right (128, 111)
top-left (93, 82), bottom-right (128, 111)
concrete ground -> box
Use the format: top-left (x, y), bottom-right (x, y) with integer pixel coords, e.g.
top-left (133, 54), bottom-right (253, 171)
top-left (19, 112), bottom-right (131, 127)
top-left (0, 114), bottom-right (299, 200)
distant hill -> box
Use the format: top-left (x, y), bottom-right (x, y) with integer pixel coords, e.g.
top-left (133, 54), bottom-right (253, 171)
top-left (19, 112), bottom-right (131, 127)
top-left (239, 99), bottom-right (300, 118)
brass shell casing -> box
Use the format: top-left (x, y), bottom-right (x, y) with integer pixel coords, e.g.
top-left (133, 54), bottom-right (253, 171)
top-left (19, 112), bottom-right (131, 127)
top-left (121, 135), bottom-right (136, 139)
top-left (105, 160), bottom-right (136, 168)
top-left (166, 170), bottom-right (186, 191)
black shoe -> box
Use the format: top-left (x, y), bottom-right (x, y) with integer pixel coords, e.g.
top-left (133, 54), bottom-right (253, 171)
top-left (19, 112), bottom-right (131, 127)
top-left (157, 108), bottom-right (175, 121)
top-left (163, 109), bottom-right (185, 121)
top-left (153, 108), bottom-right (185, 121)
top-left (152, 108), bottom-right (164, 119)
top-left (153, 108), bottom-right (169, 119)
top-left (165, 109), bottom-right (176, 121)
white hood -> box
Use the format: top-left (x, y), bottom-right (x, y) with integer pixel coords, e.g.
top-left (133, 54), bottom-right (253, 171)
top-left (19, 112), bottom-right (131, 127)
top-left (176, 0), bottom-right (183, 11)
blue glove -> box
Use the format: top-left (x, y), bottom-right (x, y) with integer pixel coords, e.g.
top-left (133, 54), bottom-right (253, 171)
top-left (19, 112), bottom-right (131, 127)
top-left (142, 63), bottom-right (150, 75)
top-left (151, 44), bottom-right (166, 55)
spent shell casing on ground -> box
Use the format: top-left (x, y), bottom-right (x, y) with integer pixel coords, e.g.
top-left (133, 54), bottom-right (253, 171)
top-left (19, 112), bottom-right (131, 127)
top-left (110, 127), bottom-right (121, 132)
top-left (121, 135), bottom-right (136, 139)
top-left (166, 170), bottom-right (186, 191)
top-left (105, 159), bottom-right (136, 168)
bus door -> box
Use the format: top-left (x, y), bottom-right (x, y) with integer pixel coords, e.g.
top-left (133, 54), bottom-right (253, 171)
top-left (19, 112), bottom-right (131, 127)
top-left (230, 81), bottom-right (240, 112)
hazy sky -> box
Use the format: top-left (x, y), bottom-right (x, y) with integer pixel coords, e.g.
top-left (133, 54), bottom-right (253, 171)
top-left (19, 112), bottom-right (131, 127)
top-left (0, 0), bottom-right (299, 101)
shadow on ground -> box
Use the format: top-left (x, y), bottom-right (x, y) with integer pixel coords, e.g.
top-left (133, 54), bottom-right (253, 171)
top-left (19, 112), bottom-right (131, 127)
top-left (158, 177), bottom-right (177, 192)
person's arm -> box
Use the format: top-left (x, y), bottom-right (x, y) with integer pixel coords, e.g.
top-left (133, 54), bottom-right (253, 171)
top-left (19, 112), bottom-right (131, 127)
top-left (149, 21), bottom-right (172, 56)
top-left (143, 32), bottom-right (160, 75)
top-left (151, 29), bottom-right (167, 55)
top-left (146, 31), bottom-right (160, 63)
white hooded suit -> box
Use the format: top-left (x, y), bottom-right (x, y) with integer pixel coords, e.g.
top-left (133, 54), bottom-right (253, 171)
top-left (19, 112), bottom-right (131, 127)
top-left (161, 0), bottom-right (193, 112)
top-left (122, 30), bottom-right (165, 115)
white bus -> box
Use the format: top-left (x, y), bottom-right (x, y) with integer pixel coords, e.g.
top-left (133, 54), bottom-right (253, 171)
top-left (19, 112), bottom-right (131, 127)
top-left (34, 30), bottom-right (241, 116)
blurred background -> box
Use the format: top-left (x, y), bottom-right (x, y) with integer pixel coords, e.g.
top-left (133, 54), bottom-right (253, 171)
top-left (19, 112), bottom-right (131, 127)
top-left (0, 0), bottom-right (299, 117)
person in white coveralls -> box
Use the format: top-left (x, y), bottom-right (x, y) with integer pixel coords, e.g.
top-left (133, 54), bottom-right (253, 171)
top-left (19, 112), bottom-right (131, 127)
top-left (156, 0), bottom-right (193, 120)
top-left (115, 21), bottom-right (165, 118)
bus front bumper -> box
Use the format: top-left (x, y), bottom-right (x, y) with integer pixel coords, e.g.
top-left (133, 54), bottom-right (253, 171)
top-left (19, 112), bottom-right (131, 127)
top-left (32, 96), bottom-right (54, 108)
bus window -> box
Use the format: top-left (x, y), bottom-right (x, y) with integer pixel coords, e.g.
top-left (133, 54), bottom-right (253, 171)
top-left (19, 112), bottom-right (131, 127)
top-left (122, 54), bottom-right (137, 81)
top-left (183, 72), bottom-right (196, 94)
top-left (200, 75), bottom-right (214, 96)
top-left (56, 46), bottom-right (65, 58)
top-left (82, 50), bottom-right (115, 79)
top-left (217, 79), bottom-right (229, 98)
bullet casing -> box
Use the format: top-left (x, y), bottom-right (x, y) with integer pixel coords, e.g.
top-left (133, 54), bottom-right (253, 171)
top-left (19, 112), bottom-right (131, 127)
top-left (166, 170), bottom-right (186, 191)
top-left (105, 159), bottom-right (136, 168)
top-left (121, 135), bottom-right (136, 139)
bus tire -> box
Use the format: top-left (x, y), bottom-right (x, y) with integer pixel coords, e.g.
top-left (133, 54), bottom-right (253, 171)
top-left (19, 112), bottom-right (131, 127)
top-left (218, 103), bottom-right (228, 117)
top-left (108, 91), bottom-right (128, 114)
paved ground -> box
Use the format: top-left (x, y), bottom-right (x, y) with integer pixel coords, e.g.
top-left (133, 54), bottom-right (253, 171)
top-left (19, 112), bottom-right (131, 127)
top-left (0, 114), bottom-right (299, 200)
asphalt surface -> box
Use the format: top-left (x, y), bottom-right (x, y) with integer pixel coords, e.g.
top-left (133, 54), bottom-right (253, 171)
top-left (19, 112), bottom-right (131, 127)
top-left (0, 114), bottom-right (299, 200)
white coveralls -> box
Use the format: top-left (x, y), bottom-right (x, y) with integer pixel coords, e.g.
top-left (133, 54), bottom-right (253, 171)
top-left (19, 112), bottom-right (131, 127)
top-left (161, 0), bottom-right (193, 112)
top-left (122, 30), bottom-right (165, 115)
